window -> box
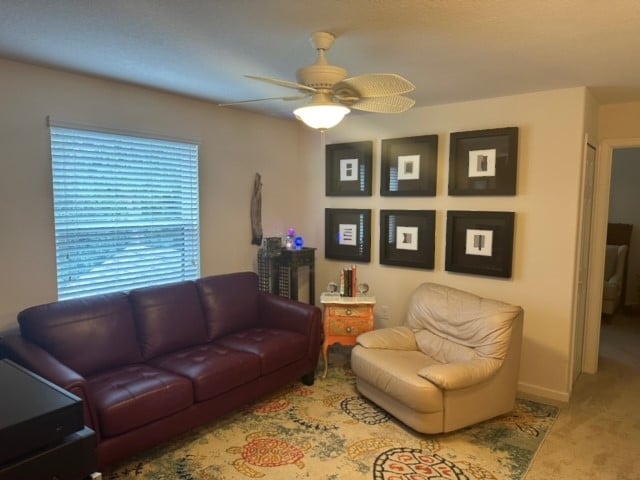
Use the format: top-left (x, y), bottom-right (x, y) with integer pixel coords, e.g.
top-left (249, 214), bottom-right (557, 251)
top-left (50, 124), bottom-right (200, 300)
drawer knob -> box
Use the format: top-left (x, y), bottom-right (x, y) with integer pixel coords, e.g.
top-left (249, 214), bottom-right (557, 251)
top-left (346, 309), bottom-right (352, 316)
top-left (346, 326), bottom-right (353, 333)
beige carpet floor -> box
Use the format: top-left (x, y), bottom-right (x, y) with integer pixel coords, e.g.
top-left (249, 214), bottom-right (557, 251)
top-left (525, 310), bottom-right (640, 479)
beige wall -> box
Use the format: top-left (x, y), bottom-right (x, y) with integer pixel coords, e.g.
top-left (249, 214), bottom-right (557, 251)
top-left (311, 87), bottom-right (589, 400)
top-left (599, 101), bottom-right (640, 139)
top-left (0, 57), bottom-right (592, 401)
top-left (0, 58), bottom-right (316, 332)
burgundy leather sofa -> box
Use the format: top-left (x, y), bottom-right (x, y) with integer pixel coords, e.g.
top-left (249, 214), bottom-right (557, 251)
top-left (0, 272), bottom-right (322, 468)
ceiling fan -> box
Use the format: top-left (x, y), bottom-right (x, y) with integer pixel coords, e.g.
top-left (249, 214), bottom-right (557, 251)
top-left (221, 31), bottom-right (416, 130)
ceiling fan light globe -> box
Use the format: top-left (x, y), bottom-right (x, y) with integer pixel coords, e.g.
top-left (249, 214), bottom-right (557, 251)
top-left (294, 104), bottom-right (350, 130)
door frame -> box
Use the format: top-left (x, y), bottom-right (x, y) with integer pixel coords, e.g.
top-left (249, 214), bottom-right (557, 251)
top-left (570, 136), bottom-right (596, 384)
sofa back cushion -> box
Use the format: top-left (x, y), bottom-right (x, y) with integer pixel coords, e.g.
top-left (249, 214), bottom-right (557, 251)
top-left (129, 281), bottom-right (207, 359)
top-left (18, 293), bottom-right (143, 376)
top-left (196, 272), bottom-right (259, 341)
top-left (406, 282), bottom-right (522, 360)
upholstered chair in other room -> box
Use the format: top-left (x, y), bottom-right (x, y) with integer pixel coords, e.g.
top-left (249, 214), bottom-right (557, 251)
top-left (351, 282), bottom-right (523, 434)
top-left (602, 244), bottom-right (628, 315)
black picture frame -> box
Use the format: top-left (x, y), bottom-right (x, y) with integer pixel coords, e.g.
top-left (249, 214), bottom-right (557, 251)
top-left (380, 210), bottom-right (435, 269)
top-left (325, 208), bottom-right (371, 262)
top-left (445, 211), bottom-right (515, 278)
top-left (380, 135), bottom-right (438, 196)
top-left (448, 127), bottom-right (518, 195)
top-left (325, 141), bottom-right (373, 196)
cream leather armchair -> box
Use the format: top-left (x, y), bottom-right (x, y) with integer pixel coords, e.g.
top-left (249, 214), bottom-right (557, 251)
top-left (602, 244), bottom-right (628, 315)
top-left (351, 282), bottom-right (523, 434)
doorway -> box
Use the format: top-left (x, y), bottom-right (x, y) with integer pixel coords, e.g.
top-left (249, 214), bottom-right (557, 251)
top-left (607, 147), bottom-right (640, 307)
top-left (582, 139), bottom-right (640, 373)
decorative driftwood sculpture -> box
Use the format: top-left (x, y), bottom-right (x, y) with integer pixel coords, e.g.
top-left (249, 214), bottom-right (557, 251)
top-left (251, 173), bottom-right (263, 245)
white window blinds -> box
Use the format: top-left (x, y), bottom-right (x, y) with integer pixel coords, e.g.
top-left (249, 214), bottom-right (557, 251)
top-left (50, 125), bottom-right (200, 300)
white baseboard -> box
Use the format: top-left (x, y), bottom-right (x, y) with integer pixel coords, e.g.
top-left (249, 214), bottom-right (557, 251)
top-left (517, 382), bottom-right (570, 403)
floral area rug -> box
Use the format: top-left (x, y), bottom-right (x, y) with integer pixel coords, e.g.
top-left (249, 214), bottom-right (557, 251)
top-left (104, 348), bottom-right (558, 480)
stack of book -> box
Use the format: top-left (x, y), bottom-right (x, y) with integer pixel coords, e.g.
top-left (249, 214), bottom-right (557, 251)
top-left (339, 265), bottom-right (358, 297)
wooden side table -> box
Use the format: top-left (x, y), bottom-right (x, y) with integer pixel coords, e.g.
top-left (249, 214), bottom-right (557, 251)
top-left (320, 293), bottom-right (376, 377)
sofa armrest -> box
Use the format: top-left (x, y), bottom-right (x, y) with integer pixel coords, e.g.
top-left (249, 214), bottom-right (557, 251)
top-left (356, 327), bottom-right (418, 350)
top-left (1, 335), bottom-right (85, 388)
top-left (258, 293), bottom-right (323, 368)
top-left (0, 335), bottom-right (99, 433)
top-left (417, 357), bottom-right (501, 390)
top-left (258, 293), bottom-right (322, 336)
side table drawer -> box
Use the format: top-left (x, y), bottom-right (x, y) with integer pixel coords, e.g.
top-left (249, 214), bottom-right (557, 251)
top-left (327, 316), bottom-right (372, 336)
top-left (327, 305), bottom-right (370, 318)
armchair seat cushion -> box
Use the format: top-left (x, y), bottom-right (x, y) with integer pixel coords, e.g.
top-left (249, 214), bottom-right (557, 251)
top-left (148, 343), bottom-right (261, 402)
top-left (417, 357), bottom-right (502, 390)
top-left (351, 346), bottom-right (442, 413)
top-left (87, 364), bottom-right (193, 438)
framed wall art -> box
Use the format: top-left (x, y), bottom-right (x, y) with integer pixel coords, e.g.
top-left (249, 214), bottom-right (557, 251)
top-left (380, 135), bottom-right (438, 196)
top-left (325, 141), bottom-right (373, 196)
top-left (448, 127), bottom-right (518, 196)
top-left (325, 208), bottom-right (371, 262)
top-left (380, 210), bottom-right (435, 269)
top-left (445, 210), bottom-right (515, 278)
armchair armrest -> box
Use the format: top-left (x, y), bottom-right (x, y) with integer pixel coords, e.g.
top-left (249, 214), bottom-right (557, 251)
top-left (417, 357), bottom-right (501, 390)
top-left (356, 326), bottom-right (418, 350)
top-left (611, 245), bottom-right (628, 283)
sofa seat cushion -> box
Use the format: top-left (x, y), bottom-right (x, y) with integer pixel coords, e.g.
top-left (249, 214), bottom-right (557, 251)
top-left (216, 328), bottom-right (308, 374)
top-left (149, 343), bottom-right (261, 402)
top-left (351, 345), bottom-right (443, 413)
top-left (87, 364), bottom-right (193, 438)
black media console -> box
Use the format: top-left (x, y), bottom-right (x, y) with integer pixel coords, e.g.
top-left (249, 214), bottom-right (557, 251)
top-left (0, 359), bottom-right (98, 480)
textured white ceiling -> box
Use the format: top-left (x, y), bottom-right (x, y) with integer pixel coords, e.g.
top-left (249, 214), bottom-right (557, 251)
top-left (1, 0), bottom-right (640, 120)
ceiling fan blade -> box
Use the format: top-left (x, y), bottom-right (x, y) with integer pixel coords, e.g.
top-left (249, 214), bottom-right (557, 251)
top-left (219, 94), bottom-right (309, 107)
top-left (245, 75), bottom-right (318, 94)
top-left (335, 73), bottom-right (415, 98)
top-left (348, 95), bottom-right (416, 113)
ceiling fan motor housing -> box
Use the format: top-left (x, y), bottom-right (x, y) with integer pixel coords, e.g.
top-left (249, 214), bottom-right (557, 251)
top-left (296, 64), bottom-right (348, 90)
top-left (295, 31), bottom-right (348, 90)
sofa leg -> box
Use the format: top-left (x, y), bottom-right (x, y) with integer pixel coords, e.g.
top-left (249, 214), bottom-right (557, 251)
top-left (301, 371), bottom-right (315, 386)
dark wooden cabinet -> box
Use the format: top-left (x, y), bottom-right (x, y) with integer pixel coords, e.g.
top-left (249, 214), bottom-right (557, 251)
top-left (1, 427), bottom-right (96, 480)
top-left (258, 247), bottom-right (316, 305)
top-left (276, 248), bottom-right (316, 305)
top-left (0, 359), bottom-right (97, 480)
